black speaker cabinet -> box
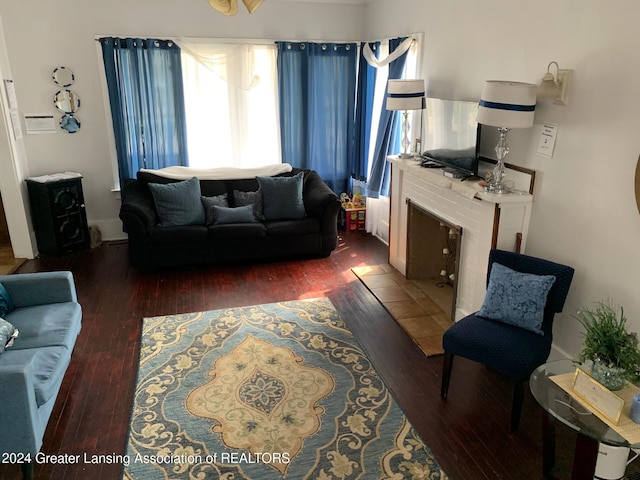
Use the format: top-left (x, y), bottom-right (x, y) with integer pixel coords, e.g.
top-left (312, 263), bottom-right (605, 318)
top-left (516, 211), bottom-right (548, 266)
top-left (26, 176), bottom-right (90, 256)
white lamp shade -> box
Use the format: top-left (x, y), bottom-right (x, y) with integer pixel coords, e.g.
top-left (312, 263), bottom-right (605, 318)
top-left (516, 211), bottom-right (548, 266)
top-left (477, 81), bottom-right (537, 129)
top-left (386, 79), bottom-right (426, 111)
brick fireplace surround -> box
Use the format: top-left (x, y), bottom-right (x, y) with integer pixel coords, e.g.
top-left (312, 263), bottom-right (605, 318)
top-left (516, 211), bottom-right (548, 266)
top-left (388, 157), bottom-right (533, 321)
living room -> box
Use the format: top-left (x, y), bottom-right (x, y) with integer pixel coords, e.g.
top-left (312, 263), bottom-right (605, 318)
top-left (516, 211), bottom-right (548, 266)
top-left (0, 0), bottom-right (638, 479)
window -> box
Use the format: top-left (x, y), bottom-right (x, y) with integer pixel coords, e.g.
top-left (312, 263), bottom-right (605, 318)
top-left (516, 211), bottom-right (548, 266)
top-left (99, 36), bottom-right (418, 189)
top-left (179, 41), bottom-right (281, 169)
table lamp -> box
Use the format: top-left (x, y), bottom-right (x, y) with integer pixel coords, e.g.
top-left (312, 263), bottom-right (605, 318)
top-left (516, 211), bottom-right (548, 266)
top-left (386, 79), bottom-right (426, 158)
top-left (477, 81), bottom-right (537, 193)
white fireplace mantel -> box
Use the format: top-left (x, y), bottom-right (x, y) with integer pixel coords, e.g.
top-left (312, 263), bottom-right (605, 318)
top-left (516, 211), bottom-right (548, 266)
top-left (388, 157), bottom-right (533, 320)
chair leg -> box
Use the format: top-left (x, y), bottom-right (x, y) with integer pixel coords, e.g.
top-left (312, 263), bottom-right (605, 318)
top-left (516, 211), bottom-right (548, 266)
top-left (511, 381), bottom-right (525, 432)
top-left (441, 352), bottom-right (454, 399)
top-left (21, 461), bottom-right (34, 480)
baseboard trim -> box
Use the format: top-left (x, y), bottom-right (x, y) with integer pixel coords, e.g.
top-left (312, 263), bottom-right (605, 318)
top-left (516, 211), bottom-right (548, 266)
top-left (89, 219), bottom-right (127, 242)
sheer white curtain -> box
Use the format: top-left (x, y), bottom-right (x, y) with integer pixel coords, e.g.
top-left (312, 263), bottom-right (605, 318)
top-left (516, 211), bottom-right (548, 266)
top-left (363, 38), bottom-right (420, 243)
top-left (179, 41), bottom-right (281, 168)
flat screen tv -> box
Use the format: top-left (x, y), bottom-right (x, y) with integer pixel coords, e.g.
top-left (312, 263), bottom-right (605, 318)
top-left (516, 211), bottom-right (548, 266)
top-left (420, 97), bottom-right (481, 179)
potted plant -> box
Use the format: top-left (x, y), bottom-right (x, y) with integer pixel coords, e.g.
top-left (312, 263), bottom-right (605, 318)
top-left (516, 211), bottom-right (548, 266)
top-left (575, 301), bottom-right (640, 390)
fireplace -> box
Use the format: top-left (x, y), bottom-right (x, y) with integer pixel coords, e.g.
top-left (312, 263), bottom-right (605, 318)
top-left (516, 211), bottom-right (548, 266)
top-left (388, 157), bottom-right (533, 320)
top-left (406, 201), bottom-right (462, 321)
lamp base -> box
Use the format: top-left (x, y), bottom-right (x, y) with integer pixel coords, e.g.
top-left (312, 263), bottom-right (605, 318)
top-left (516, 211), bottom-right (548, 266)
top-left (485, 183), bottom-right (511, 194)
top-left (485, 128), bottom-right (511, 194)
top-left (397, 152), bottom-right (414, 159)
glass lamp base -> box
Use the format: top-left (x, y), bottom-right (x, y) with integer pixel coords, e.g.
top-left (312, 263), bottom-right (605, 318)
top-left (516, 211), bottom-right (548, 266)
top-left (485, 183), bottom-right (511, 194)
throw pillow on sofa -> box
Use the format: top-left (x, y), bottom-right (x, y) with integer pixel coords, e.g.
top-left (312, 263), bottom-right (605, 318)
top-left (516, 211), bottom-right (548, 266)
top-left (212, 205), bottom-right (258, 225)
top-left (257, 172), bottom-right (306, 220)
top-left (233, 190), bottom-right (264, 221)
top-left (0, 282), bottom-right (14, 318)
top-left (201, 193), bottom-right (229, 225)
top-left (0, 317), bottom-right (18, 354)
top-left (148, 176), bottom-right (205, 226)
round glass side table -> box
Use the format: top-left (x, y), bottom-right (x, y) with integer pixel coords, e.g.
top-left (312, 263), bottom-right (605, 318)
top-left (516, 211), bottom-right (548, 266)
top-left (530, 359), bottom-right (640, 479)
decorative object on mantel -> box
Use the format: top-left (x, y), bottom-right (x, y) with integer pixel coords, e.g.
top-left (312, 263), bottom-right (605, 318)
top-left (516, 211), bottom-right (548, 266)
top-left (386, 79), bottom-right (425, 158)
top-left (208, 0), bottom-right (263, 15)
top-left (538, 61), bottom-right (573, 105)
top-left (575, 301), bottom-right (640, 391)
top-left (476, 80), bottom-right (536, 194)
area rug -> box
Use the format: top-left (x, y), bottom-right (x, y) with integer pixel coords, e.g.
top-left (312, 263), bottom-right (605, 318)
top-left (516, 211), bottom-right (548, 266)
top-left (123, 297), bottom-right (448, 480)
top-left (352, 265), bottom-right (452, 357)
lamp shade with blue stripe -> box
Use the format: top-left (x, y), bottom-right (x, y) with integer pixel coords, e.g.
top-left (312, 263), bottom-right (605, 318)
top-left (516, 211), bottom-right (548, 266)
top-left (386, 79), bottom-right (426, 111)
top-left (477, 81), bottom-right (537, 129)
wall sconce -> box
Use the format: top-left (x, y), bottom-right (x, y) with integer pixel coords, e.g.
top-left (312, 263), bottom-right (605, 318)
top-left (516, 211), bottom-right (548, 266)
top-left (538, 61), bottom-right (573, 105)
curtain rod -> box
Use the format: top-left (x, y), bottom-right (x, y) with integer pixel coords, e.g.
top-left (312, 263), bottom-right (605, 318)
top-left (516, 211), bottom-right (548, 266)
top-left (94, 33), bottom-right (422, 46)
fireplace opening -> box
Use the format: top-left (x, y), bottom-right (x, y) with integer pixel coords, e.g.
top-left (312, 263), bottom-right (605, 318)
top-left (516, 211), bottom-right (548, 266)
top-left (406, 201), bottom-right (462, 321)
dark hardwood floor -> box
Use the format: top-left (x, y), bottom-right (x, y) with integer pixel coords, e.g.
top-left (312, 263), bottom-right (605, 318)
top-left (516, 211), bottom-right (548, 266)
top-left (0, 232), bottom-right (579, 480)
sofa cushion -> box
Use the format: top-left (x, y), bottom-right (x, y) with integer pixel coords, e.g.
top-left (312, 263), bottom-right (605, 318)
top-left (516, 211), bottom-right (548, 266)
top-left (213, 205), bottom-right (258, 225)
top-left (33, 347), bottom-right (71, 406)
top-left (233, 190), bottom-right (264, 220)
top-left (7, 302), bottom-right (82, 351)
top-left (0, 317), bottom-right (18, 353)
top-left (209, 223), bottom-right (267, 239)
top-left (264, 218), bottom-right (321, 236)
top-left (148, 225), bottom-right (209, 245)
top-left (201, 194), bottom-right (229, 225)
top-left (0, 282), bottom-right (14, 317)
top-left (257, 171), bottom-right (306, 220)
top-left (0, 346), bottom-right (71, 407)
top-left (148, 177), bottom-right (205, 226)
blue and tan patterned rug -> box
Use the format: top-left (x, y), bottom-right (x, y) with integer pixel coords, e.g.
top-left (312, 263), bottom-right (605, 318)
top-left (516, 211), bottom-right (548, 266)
top-left (123, 298), bottom-right (449, 479)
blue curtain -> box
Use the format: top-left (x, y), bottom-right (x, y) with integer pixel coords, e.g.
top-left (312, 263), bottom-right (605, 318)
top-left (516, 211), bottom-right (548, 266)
top-left (100, 38), bottom-right (189, 186)
top-left (349, 41), bottom-right (379, 183)
top-left (277, 42), bottom-right (357, 194)
top-left (366, 37), bottom-right (409, 198)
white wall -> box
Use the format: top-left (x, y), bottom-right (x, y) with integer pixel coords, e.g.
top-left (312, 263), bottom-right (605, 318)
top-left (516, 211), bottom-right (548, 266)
top-left (0, 15), bottom-right (35, 259)
top-left (0, 0), bottom-right (366, 241)
top-left (366, 0), bottom-right (640, 358)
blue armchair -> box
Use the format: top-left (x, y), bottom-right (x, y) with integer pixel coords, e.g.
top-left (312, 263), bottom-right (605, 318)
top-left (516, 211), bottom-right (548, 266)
top-left (441, 249), bottom-right (574, 432)
top-left (0, 271), bottom-right (82, 479)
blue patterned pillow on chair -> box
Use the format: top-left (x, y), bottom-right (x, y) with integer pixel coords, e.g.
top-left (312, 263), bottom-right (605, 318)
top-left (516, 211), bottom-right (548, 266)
top-left (477, 262), bottom-right (556, 335)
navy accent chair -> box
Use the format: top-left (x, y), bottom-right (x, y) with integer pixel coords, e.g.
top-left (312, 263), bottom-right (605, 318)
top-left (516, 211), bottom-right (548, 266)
top-left (441, 249), bottom-right (575, 432)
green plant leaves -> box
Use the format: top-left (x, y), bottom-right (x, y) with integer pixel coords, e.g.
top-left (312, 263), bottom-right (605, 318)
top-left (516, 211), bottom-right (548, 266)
top-left (575, 301), bottom-right (640, 384)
